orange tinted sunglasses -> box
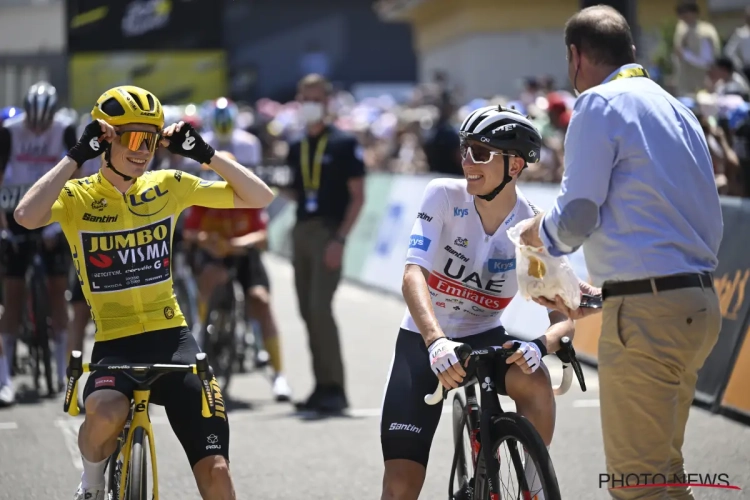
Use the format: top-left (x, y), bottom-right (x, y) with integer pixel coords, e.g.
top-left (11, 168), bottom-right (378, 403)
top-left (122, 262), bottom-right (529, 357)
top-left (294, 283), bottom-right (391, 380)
top-left (116, 130), bottom-right (161, 153)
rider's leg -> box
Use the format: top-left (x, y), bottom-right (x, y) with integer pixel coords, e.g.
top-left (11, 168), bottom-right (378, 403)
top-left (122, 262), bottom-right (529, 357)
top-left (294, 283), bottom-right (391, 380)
top-left (504, 362), bottom-right (555, 445)
top-left (196, 258), bottom-right (230, 324)
top-left (78, 383), bottom-right (132, 490)
top-left (44, 240), bottom-right (72, 386)
top-left (194, 456), bottom-right (236, 500)
top-left (380, 329), bottom-right (444, 500)
top-left (0, 277), bottom-right (25, 390)
top-left (48, 275), bottom-right (70, 386)
top-left (159, 328), bottom-right (235, 500)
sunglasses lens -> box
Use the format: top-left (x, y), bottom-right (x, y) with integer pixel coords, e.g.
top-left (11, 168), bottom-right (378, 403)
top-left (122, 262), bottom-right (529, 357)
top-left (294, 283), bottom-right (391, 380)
top-left (120, 131), bottom-right (159, 153)
top-left (471, 145), bottom-right (493, 163)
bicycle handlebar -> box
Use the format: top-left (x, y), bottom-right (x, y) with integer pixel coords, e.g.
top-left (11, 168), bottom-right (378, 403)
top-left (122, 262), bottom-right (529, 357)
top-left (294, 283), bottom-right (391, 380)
top-left (62, 351), bottom-right (217, 418)
top-left (423, 336), bottom-right (586, 406)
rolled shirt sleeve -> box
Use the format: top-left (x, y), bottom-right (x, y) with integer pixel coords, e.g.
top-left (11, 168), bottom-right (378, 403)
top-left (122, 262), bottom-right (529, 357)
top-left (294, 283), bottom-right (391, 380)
top-left (540, 92), bottom-right (616, 257)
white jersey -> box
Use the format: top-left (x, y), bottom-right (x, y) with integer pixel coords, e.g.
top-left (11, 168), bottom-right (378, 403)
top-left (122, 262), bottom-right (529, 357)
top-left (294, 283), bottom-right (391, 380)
top-left (2, 114), bottom-right (70, 186)
top-left (400, 178), bottom-right (538, 339)
top-left (187, 128), bottom-right (262, 179)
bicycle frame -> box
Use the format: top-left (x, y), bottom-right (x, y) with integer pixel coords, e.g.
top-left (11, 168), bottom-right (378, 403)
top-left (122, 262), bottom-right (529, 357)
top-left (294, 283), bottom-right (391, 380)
top-left (63, 351), bottom-right (217, 500)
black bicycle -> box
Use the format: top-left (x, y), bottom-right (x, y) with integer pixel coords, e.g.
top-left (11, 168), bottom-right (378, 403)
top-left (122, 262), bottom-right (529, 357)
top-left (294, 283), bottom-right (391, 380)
top-left (425, 336), bottom-right (586, 500)
top-left (1, 229), bottom-right (57, 396)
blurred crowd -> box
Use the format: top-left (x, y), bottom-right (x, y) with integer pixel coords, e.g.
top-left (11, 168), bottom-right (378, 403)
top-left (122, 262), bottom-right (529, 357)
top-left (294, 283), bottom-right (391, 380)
top-left (3, 3), bottom-right (749, 198)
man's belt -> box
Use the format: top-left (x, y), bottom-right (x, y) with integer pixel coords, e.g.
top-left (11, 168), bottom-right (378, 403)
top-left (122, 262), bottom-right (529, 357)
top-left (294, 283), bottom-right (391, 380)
top-left (602, 272), bottom-right (713, 300)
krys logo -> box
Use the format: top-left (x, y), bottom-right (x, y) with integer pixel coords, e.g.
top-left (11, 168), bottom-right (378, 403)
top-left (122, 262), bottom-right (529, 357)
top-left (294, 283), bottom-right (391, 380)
top-left (454, 207), bottom-right (469, 217)
top-left (81, 217), bottom-right (172, 293)
top-left (488, 258), bottom-right (516, 273)
top-left (409, 234), bottom-right (431, 251)
top-left (715, 269), bottom-right (750, 320)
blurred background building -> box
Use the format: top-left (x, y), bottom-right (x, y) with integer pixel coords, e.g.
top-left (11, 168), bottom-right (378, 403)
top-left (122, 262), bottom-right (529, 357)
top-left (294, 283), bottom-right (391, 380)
top-left (0, 0), bottom-right (749, 195)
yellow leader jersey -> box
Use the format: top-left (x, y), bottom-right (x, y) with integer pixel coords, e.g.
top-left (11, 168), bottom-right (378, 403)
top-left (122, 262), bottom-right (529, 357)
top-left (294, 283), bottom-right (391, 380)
top-left (49, 169), bottom-right (235, 341)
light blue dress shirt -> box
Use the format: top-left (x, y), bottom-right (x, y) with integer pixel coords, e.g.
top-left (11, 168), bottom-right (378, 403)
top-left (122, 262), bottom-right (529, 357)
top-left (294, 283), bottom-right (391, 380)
top-left (539, 64), bottom-right (723, 287)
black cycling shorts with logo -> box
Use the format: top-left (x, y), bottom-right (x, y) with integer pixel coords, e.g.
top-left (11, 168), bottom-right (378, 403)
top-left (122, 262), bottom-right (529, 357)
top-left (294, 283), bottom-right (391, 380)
top-left (380, 326), bottom-right (520, 467)
top-left (83, 327), bottom-right (230, 468)
top-left (1, 215), bottom-right (70, 278)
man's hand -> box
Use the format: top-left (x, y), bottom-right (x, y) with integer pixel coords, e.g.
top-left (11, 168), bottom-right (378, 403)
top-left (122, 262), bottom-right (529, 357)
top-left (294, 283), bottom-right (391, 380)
top-left (519, 212), bottom-right (545, 248)
top-left (324, 240), bottom-right (344, 270)
top-left (66, 119), bottom-right (115, 167)
top-left (161, 121), bottom-right (215, 165)
top-left (533, 281), bottom-right (602, 320)
top-left (504, 340), bottom-right (544, 374)
top-left (427, 337), bottom-right (469, 390)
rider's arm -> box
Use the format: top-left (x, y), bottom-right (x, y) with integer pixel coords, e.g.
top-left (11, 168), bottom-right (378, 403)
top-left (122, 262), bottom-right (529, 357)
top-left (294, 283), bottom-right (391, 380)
top-left (231, 209), bottom-right (268, 251)
top-left (402, 179), bottom-right (450, 346)
top-left (403, 264), bottom-right (443, 345)
top-left (14, 157), bottom-right (77, 229)
top-left (205, 151), bottom-right (274, 208)
top-left (540, 310), bottom-right (574, 354)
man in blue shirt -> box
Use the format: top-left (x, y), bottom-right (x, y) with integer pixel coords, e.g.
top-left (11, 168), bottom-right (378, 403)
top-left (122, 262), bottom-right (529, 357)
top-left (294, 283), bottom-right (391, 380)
top-left (520, 6), bottom-right (723, 499)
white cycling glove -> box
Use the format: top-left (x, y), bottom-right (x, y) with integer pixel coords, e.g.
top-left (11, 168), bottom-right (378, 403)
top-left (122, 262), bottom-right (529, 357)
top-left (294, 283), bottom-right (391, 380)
top-left (512, 341), bottom-right (543, 373)
top-left (427, 337), bottom-right (464, 376)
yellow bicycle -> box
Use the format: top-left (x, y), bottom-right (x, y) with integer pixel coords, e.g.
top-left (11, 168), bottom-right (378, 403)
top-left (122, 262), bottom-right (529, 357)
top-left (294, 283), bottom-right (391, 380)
top-left (62, 350), bottom-right (221, 500)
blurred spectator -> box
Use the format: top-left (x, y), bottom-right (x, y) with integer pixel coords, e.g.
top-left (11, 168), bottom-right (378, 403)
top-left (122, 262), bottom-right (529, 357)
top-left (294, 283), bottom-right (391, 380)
top-left (673, 1), bottom-right (721, 96)
top-left (725, 7), bottom-right (750, 83)
top-left (520, 77), bottom-right (543, 108)
top-left (422, 93), bottom-right (462, 176)
top-left (709, 57), bottom-right (750, 98)
top-left (285, 74), bottom-right (365, 414)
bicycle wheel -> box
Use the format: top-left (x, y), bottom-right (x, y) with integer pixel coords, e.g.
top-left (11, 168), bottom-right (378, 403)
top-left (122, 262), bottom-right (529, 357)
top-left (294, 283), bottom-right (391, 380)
top-left (125, 427), bottom-right (148, 500)
top-left (204, 283), bottom-right (237, 394)
top-left (106, 437), bottom-right (123, 500)
top-left (475, 413), bottom-right (561, 500)
top-left (29, 263), bottom-right (54, 395)
top-left (450, 392), bottom-right (475, 500)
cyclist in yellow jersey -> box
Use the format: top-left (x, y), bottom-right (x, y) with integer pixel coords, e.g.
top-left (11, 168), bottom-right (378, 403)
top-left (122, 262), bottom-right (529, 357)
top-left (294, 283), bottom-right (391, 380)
top-left (15, 85), bottom-right (274, 500)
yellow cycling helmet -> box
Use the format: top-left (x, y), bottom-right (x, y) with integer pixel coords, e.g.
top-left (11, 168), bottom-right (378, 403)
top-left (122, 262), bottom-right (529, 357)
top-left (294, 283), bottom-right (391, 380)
top-left (91, 85), bottom-right (164, 129)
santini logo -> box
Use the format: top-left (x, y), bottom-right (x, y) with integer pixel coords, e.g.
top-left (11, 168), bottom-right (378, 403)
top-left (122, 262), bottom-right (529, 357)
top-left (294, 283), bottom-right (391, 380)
top-left (82, 213), bottom-right (118, 223)
top-left (417, 212), bottom-right (433, 222)
top-left (454, 207), bottom-right (469, 217)
top-left (409, 234), bottom-right (431, 251)
top-left (389, 422), bottom-right (422, 433)
top-left (445, 245), bottom-right (469, 263)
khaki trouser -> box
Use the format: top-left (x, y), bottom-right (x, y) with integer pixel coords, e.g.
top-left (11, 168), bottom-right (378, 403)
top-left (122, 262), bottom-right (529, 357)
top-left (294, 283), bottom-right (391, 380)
top-left (292, 218), bottom-right (345, 388)
top-left (598, 285), bottom-right (722, 500)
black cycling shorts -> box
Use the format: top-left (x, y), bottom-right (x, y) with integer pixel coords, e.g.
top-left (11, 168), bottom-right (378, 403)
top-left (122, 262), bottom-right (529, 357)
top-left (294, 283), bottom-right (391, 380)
top-left (193, 247), bottom-right (270, 292)
top-left (82, 327), bottom-right (230, 468)
top-left (381, 326), bottom-right (523, 468)
top-left (2, 215), bottom-right (69, 278)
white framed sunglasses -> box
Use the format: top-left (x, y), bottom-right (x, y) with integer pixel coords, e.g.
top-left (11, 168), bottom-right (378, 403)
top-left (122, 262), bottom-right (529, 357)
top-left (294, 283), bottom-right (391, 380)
top-left (459, 141), bottom-right (517, 164)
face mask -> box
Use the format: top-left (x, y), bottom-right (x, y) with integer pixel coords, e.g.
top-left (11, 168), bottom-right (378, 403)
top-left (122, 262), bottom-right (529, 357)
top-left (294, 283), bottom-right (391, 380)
top-left (300, 101), bottom-right (324, 125)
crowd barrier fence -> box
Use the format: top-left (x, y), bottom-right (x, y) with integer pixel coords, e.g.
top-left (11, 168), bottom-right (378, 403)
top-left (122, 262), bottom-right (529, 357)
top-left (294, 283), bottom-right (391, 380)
top-left (265, 173), bottom-right (750, 425)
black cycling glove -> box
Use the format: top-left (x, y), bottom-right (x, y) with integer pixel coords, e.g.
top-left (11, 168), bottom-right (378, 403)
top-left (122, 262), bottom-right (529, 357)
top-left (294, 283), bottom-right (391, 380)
top-left (164, 123), bottom-right (215, 165)
top-left (66, 120), bottom-right (106, 167)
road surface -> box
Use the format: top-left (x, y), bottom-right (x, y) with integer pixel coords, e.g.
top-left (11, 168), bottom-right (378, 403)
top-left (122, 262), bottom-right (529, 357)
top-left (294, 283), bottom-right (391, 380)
top-left (0, 254), bottom-right (748, 499)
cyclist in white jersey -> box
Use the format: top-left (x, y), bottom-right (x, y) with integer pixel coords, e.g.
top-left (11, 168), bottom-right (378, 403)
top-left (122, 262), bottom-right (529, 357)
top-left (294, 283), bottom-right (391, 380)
top-left (380, 106), bottom-right (575, 500)
top-left (182, 97), bottom-right (292, 401)
top-left (0, 82), bottom-right (78, 406)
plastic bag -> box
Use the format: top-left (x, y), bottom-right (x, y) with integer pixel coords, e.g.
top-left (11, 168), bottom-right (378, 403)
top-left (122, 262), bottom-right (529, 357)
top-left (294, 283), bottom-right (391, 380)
top-left (506, 220), bottom-right (581, 310)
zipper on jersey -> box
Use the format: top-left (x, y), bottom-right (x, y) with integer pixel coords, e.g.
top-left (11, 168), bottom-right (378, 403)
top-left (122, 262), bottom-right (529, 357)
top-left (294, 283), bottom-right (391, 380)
top-left (120, 186), bottom-right (149, 333)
